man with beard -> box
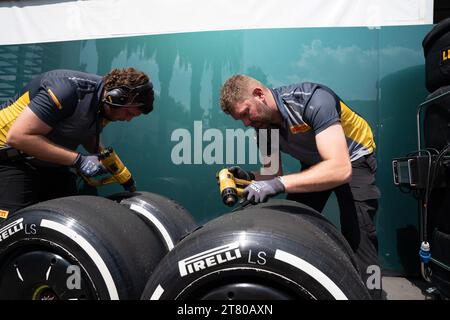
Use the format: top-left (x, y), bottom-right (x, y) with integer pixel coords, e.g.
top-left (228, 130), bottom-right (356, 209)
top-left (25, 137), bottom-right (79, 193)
top-left (219, 74), bottom-right (381, 299)
top-left (0, 68), bottom-right (154, 214)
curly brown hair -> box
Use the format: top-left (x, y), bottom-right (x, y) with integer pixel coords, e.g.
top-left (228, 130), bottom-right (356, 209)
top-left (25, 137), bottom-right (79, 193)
top-left (220, 75), bottom-right (264, 114)
top-left (103, 67), bottom-right (149, 88)
top-left (103, 67), bottom-right (154, 114)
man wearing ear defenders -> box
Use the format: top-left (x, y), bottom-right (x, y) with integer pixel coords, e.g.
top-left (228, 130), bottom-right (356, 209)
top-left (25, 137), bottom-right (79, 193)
top-left (0, 68), bottom-right (154, 215)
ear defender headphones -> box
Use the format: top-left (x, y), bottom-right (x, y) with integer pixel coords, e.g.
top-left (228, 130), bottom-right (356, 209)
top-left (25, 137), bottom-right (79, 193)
top-left (103, 81), bottom-right (154, 114)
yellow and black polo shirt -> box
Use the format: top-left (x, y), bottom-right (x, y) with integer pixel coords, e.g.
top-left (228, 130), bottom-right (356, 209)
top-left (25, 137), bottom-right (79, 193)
top-left (270, 82), bottom-right (375, 166)
top-left (0, 69), bottom-right (104, 151)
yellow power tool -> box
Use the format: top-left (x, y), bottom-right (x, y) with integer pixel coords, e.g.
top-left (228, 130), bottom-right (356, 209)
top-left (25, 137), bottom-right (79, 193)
top-left (82, 147), bottom-right (136, 192)
top-left (216, 168), bottom-right (252, 206)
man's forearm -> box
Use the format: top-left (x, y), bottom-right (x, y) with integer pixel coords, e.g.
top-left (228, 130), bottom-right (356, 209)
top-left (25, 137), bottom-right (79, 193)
top-left (281, 159), bottom-right (352, 193)
top-left (9, 134), bottom-right (79, 166)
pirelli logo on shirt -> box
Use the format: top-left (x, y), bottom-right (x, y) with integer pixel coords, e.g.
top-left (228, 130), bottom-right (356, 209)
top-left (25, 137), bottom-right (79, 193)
top-left (47, 88), bottom-right (62, 110)
top-left (290, 123), bottom-right (311, 134)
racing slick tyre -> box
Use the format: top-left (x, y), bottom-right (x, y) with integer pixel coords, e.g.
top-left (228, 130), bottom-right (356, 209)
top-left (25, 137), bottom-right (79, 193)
top-left (240, 200), bottom-right (359, 272)
top-left (109, 191), bottom-right (197, 251)
top-left (0, 196), bottom-right (168, 300)
top-left (141, 200), bottom-right (370, 300)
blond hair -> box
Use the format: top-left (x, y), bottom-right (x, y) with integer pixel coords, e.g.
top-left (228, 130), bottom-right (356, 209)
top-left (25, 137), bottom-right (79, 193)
top-left (220, 75), bottom-right (265, 114)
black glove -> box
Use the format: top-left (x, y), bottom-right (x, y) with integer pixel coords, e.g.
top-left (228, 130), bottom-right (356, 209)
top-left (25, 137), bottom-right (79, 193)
top-left (72, 153), bottom-right (107, 177)
top-left (243, 177), bottom-right (285, 203)
top-left (228, 166), bottom-right (255, 181)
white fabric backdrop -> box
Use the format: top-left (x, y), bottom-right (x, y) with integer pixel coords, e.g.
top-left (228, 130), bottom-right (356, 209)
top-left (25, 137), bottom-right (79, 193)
top-left (0, 0), bottom-right (434, 45)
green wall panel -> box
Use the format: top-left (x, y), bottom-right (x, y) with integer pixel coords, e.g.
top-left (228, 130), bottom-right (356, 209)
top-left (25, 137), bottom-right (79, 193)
top-left (0, 25), bottom-right (433, 274)
top-left (377, 26), bottom-right (432, 274)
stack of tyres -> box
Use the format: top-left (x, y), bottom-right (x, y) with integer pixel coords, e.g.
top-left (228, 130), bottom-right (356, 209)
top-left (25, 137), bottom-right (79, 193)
top-left (423, 17), bottom-right (450, 93)
top-left (109, 191), bottom-right (197, 252)
top-left (422, 18), bottom-right (450, 298)
top-left (0, 193), bottom-right (196, 300)
top-left (141, 200), bottom-right (370, 300)
top-left (423, 85), bottom-right (450, 151)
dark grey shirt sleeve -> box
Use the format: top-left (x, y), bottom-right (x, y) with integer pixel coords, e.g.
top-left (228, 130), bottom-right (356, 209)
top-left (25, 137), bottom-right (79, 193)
top-left (28, 78), bottom-right (78, 127)
top-left (303, 88), bottom-right (340, 135)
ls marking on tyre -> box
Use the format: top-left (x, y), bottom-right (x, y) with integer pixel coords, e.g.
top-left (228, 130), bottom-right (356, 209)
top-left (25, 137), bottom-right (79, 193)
top-left (129, 203), bottom-right (175, 250)
top-left (178, 241), bottom-right (242, 277)
top-left (150, 284), bottom-right (165, 300)
top-left (0, 218), bottom-right (24, 242)
top-left (40, 219), bottom-right (119, 300)
top-left (274, 249), bottom-right (348, 300)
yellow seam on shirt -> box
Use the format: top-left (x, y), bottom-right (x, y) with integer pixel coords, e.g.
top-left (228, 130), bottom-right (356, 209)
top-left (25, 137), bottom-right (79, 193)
top-left (47, 88), bottom-right (62, 110)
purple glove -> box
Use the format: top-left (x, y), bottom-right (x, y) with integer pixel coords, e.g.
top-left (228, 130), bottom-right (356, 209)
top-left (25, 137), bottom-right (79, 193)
top-left (244, 177), bottom-right (285, 203)
top-left (72, 153), bottom-right (107, 177)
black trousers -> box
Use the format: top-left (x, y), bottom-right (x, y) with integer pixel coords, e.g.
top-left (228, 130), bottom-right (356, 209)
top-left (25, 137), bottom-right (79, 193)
top-left (0, 161), bottom-right (78, 216)
top-left (287, 154), bottom-right (382, 299)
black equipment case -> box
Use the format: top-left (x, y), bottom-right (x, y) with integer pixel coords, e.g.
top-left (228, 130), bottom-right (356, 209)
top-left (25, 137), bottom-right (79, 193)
top-left (423, 17), bottom-right (450, 93)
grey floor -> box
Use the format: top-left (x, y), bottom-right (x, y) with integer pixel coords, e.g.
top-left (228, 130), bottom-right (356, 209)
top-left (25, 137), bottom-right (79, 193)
top-left (382, 276), bottom-right (435, 300)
